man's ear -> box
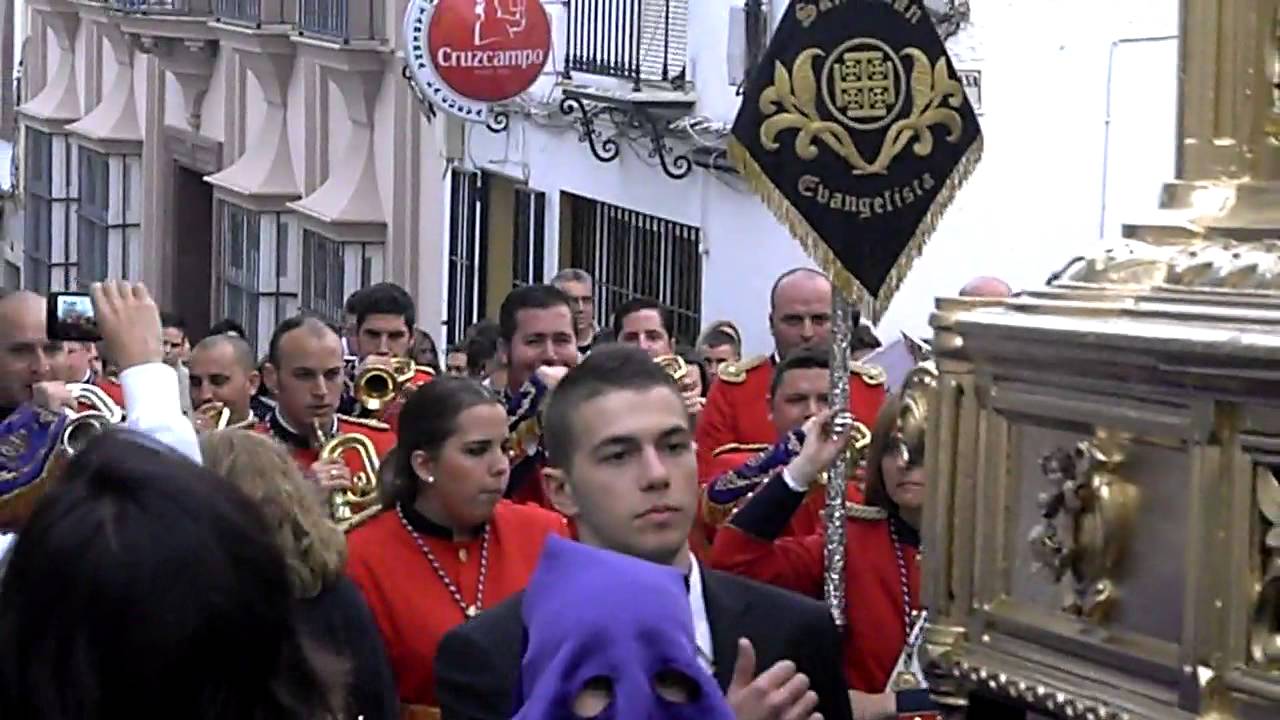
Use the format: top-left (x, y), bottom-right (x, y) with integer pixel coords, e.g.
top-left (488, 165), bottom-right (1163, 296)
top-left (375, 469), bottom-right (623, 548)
top-left (262, 363), bottom-right (279, 395)
top-left (542, 466), bottom-right (580, 519)
top-left (247, 369), bottom-right (262, 395)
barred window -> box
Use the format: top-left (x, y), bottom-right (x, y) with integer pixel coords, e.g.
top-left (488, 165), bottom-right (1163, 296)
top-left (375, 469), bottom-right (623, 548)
top-left (566, 194), bottom-right (702, 346)
top-left (23, 129), bottom-right (77, 292)
top-left (73, 145), bottom-right (142, 288)
top-left (512, 186), bottom-right (546, 289)
top-left (218, 202), bottom-right (300, 352)
top-left (299, 229), bottom-right (382, 327)
top-left (446, 169), bottom-right (487, 346)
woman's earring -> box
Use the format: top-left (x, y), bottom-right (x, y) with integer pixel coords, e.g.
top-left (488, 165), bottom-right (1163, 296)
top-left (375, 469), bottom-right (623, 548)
top-left (426, 474), bottom-right (435, 485)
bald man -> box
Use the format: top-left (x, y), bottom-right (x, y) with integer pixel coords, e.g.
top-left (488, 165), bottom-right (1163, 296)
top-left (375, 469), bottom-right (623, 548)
top-left (256, 315), bottom-right (395, 493)
top-left (0, 291), bottom-right (63, 420)
top-left (189, 334), bottom-right (261, 430)
top-left (694, 268), bottom-right (887, 480)
top-left (959, 276), bottom-right (1013, 298)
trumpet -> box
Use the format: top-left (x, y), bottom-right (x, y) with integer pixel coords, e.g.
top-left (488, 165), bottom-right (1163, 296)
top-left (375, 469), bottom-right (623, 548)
top-left (314, 419), bottom-right (382, 532)
top-left (654, 354), bottom-right (697, 393)
top-left (61, 383), bottom-right (125, 456)
top-left (192, 401), bottom-right (232, 433)
top-left (353, 357), bottom-right (417, 413)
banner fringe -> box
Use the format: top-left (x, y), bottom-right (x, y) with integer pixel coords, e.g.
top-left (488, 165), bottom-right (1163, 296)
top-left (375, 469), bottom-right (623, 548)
top-left (729, 135), bottom-right (985, 324)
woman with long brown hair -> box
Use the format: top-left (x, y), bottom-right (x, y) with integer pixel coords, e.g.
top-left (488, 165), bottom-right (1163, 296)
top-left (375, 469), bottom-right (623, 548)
top-left (345, 377), bottom-right (569, 718)
top-left (200, 429), bottom-right (397, 720)
top-left (710, 395), bottom-right (929, 720)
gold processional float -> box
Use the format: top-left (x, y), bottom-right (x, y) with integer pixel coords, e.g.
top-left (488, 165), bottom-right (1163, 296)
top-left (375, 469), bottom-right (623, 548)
top-left (912, 2), bottom-right (1280, 718)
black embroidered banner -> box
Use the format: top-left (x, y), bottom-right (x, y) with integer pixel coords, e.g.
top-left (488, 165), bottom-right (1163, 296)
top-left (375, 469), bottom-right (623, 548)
top-left (731, 0), bottom-right (982, 319)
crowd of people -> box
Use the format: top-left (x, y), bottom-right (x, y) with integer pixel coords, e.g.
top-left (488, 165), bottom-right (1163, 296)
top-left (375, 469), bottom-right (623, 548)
top-left (0, 267), bottom-right (1012, 719)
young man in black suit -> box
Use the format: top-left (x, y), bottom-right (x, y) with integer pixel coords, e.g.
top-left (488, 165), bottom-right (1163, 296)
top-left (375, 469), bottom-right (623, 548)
top-left (434, 345), bottom-right (852, 720)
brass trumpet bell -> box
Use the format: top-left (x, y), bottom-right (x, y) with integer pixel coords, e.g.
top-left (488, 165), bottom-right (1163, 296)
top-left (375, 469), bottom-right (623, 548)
top-left (193, 402), bottom-right (232, 432)
top-left (354, 358), bottom-right (416, 413)
top-left (655, 354), bottom-right (699, 394)
top-left (61, 383), bottom-right (125, 456)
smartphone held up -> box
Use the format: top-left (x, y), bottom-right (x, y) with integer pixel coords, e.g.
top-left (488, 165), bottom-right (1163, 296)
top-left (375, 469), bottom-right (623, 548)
top-left (47, 292), bottom-right (101, 342)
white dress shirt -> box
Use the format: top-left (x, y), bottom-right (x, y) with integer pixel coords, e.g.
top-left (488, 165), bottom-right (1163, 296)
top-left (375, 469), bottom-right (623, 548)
top-left (119, 362), bottom-right (202, 465)
top-left (687, 555), bottom-right (715, 673)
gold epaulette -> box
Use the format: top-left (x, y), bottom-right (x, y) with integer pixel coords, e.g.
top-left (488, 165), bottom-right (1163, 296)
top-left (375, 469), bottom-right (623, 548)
top-left (847, 502), bottom-right (889, 521)
top-left (712, 442), bottom-right (770, 458)
top-left (337, 414), bottom-right (392, 432)
top-left (851, 361), bottom-right (887, 387)
top-left (717, 355), bottom-right (768, 384)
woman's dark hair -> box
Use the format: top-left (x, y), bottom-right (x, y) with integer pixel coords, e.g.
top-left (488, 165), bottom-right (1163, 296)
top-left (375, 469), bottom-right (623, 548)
top-left (0, 431), bottom-right (346, 720)
top-left (863, 395), bottom-right (904, 512)
top-left (381, 377), bottom-right (503, 508)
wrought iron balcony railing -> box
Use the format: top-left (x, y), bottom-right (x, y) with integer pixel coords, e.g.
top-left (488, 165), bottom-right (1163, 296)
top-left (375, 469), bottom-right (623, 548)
top-left (565, 0), bottom-right (688, 90)
top-left (112, 0), bottom-right (212, 13)
top-left (299, 0), bottom-right (379, 43)
top-left (213, 0), bottom-right (294, 26)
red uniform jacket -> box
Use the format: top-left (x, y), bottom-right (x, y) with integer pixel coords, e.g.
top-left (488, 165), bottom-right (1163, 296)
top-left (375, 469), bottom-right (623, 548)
top-left (695, 355), bottom-right (887, 482)
top-left (254, 411), bottom-right (397, 478)
top-left (709, 477), bottom-right (919, 693)
top-left (695, 444), bottom-right (865, 557)
top-left (95, 375), bottom-right (125, 408)
top-left (346, 501), bottom-right (569, 711)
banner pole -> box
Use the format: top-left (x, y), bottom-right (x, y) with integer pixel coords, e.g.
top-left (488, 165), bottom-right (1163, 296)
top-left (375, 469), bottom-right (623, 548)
top-left (825, 293), bottom-right (853, 628)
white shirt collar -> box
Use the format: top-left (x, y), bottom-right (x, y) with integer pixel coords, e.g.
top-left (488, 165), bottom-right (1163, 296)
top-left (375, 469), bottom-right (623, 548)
top-left (687, 554), bottom-right (714, 673)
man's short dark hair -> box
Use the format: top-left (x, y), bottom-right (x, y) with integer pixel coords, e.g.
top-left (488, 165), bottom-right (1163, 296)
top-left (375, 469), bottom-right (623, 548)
top-left (543, 344), bottom-right (680, 469)
top-left (611, 297), bottom-right (673, 341)
top-left (769, 348), bottom-right (830, 399)
top-left (343, 288), bottom-right (365, 317)
top-left (348, 283), bottom-right (415, 331)
top-left (267, 314), bottom-right (336, 368)
top-left (193, 333), bottom-right (257, 373)
top-left (464, 321), bottom-right (500, 375)
top-left (207, 318), bottom-right (247, 340)
top-left (159, 311), bottom-right (187, 336)
top-left (498, 284), bottom-right (572, 345)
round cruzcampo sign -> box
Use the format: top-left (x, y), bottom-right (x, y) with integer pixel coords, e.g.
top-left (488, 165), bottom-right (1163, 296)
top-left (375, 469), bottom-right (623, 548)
top-left (404, 0), bottom-right (551, 123)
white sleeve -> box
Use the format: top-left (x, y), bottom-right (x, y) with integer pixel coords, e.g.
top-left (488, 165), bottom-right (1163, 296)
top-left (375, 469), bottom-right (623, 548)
top-left (119, 363), bottom-right (202, 465)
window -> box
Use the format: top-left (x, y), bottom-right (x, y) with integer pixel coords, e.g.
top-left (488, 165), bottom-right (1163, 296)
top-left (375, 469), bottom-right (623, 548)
top-left (218, 202), bottom-right (300, 352)
top-left (23, 128), bottom-right (77, 292)
top-left (566, 0), bottom-right (689, 88)
top-left (299, 229), bottom-right (383, 326)
top-left (512, 186), bottom-right (546, 288)
top-left (74, 145), bottom-right (142, 288)
top-left (446, 169), bottom-right (487, 346)
top-left (566, 194), bottom-right (702, 345)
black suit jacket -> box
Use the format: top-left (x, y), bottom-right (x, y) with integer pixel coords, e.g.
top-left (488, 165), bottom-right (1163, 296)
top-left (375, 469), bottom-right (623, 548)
top-left (435, 567), bottom-right (852, 720)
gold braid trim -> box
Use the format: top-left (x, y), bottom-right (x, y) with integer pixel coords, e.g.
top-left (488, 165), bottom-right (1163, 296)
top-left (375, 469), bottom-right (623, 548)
top-left (728, 135), bottom-right (985, 322)
top-left (337, 414), bottom-right (391, 431)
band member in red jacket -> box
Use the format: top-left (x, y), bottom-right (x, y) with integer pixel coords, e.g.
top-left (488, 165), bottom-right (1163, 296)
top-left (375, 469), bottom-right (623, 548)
top-left (711, 395), bottom-right (937, 720)
top-left (256, 316), bottom-right (396, 487)
top-left (344, 283), bottom-right (435, 431)
top-left (695, 268), bottom-right (885, 481)
top-left (346, 377), bottom-right (568, 717)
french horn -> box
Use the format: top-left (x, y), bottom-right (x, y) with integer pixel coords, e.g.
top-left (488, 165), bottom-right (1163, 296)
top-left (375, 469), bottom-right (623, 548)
top-left (354, 357), bottom-right (417, 413)
top-left (61, 383), bottom-right (125, 455)
top-left (314, 419), bottom-right (382, 532)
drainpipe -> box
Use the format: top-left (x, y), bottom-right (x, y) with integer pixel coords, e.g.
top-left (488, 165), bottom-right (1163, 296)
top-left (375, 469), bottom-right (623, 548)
top-left (1097, 34), bottom-right (1178, 241)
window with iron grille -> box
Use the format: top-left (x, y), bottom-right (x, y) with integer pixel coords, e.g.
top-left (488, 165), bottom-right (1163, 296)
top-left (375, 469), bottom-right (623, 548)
top-left (299, 229), bottom-right (383, 326)
top-left (512, 186), bottom-right (546, 289)
top-left (743, 0), bottom-right (772, 90)
top-left (72, 145), bottom-right (142, 289)
top-left (566, 0), bottom-right (689, 89)
top-left (446, 169), bottom-right (488, 346)
top-left (566, 194), bottom-right (702, 346)
top-left (218, 202), bottom-right (300, 352)
top-left (23, 128), bottom-right (77, 293)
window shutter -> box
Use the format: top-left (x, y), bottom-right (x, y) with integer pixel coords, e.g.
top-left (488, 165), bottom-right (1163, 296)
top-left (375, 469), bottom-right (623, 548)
top-left (638, 0), bottom-right (688, 85)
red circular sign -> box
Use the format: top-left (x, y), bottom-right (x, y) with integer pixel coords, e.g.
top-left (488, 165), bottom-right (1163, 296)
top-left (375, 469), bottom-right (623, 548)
top-left (426, 0), bottom-right (551, 103)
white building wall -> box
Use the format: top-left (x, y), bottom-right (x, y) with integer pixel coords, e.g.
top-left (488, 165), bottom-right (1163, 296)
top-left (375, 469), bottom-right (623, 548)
top-left (460, 0), bottom-right (1181, 354)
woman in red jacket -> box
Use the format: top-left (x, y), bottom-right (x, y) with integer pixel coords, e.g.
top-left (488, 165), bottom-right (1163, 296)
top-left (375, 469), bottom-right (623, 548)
top-left (346, 378), bottom-right (569, 719)
top-left (710, 396), bottom-right (928, 720)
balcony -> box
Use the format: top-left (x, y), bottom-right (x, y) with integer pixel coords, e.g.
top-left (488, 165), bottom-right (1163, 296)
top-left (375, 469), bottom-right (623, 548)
top-left (299, 0), bottom-right (380, 43)
top-left (112, 0), bottom-right (212, 13)
top-left (565, 0), bottom-right (688, 90)
top-left (213, 0), bottom-right (295, 27)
